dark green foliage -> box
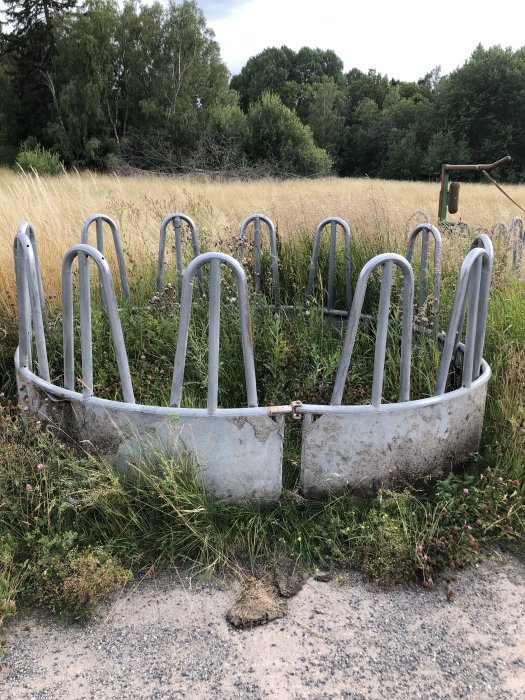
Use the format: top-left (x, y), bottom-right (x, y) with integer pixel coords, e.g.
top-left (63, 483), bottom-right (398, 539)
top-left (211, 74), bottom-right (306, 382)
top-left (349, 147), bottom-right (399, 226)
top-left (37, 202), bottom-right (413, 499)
top-left (46, 0), bottom-right (120, 168)
top-left (337, 47), bottom-right (525, 179)
top-left (15, 142), bottom-right (64, 175)
top-left (422, 130), bottom-right (471, 179)
top-left (50, 0), bottom-right (231, 169)
top-left (230, 46), bottom-right (298, 111)
top-left (244, 93), bottom-right (332, 176)
top-left (435, 45), bottom-right (525, 180)
top-left (382, 128), bottom-right (424, 180)
top-left (0, 0), bottom-right (233, 170)
top-left (2, 0), bottom-right (77, 143)
top-left (336, 98), bottom-right (383, 176)
top-left (230, 45), bottom-right (344, 114)
top-left (346, 68), bottom-right (391, 111)
top-left (0, 2), bottom-right (524, 178)
top-left (307, 77), bottom-right (345, 155)
top-left (198, 100), bottom-right (249, 171)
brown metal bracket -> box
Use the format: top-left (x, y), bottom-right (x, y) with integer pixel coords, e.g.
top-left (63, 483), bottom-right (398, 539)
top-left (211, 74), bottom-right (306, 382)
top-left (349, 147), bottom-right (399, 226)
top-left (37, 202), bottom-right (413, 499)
top-left (438, 156), bottom-right (512, 223)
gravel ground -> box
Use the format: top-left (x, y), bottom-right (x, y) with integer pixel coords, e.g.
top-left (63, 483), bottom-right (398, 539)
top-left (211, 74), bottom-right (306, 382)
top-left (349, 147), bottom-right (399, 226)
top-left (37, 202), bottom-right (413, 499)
top-left (1, 551), bottom-right (524, 700)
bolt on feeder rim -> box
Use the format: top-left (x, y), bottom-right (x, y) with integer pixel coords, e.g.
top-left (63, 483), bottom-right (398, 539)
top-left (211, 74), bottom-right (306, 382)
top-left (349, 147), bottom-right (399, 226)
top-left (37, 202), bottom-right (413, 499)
top-left (14, 214), bottom-right (493, 502)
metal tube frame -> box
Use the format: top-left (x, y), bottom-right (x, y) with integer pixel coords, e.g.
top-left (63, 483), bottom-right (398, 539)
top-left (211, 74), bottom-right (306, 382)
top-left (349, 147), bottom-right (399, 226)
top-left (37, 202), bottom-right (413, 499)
top-left (13, 227), bottom-right (49, 380)
top-left (405, 223), bottom-right (442, 338)
top-left (238, 214), bottom-right (281, 308)
top-left (436, 239), bottom-right (493, 395)
top-left (406, 210), bottom-right (430, 232)
top-left (452, 235), bottom-right (493, 360)
top-left (14, 220), bottom-right (494, 499)
top-left (156, 212), bottom-right (203, 295)
top-left (306, 217), bottom-right (352, 314)
top-left (81, 214), bottom-right (130, 302)
top-left (18, 222), bottom-right (45, 314)
top-left (62, 244), bottom-right (135, 403)
top-left (331, 253), bottom-right (414, 408)
top-left (170, 252), bottom-right (258, 413)
top-left (491, 221), bottom-right (510, 248)
top-left (510, 216), bottom-right (524, 272)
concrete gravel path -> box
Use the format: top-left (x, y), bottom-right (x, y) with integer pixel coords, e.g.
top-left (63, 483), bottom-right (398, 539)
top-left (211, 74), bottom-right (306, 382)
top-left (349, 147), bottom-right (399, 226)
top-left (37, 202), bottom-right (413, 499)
top-left (1, 552), bottom-right (524, 700)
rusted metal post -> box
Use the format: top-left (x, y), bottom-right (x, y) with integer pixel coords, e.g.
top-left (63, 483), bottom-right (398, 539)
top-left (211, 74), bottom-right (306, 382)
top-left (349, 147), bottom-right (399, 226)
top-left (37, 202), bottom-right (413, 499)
top-left (438, 156), bottom-right (511, 224)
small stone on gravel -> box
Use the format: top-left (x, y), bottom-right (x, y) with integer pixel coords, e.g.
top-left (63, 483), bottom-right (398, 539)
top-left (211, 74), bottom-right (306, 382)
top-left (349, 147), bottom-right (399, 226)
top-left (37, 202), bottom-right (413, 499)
top-left (274, 558), bottom-right (305, 598)
top-left (313, 571), bottom-right (332, 582)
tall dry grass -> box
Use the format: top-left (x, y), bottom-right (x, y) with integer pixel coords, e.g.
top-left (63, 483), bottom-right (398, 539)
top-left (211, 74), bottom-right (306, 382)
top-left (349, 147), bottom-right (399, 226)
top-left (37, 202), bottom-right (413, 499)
top-left (1, 168), bottom-right (524, 306)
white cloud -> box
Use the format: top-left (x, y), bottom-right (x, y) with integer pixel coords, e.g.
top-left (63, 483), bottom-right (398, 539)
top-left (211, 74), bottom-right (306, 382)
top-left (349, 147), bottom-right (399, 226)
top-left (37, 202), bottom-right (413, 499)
top-left (205, 0), bottom-right (525, 80)
top-left (197, 0), bottom-right (249, 21)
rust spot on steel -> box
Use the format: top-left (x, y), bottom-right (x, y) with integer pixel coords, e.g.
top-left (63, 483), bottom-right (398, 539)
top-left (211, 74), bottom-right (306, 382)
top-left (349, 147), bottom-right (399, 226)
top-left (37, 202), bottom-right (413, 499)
top-left (448, 182), bottom-right (460, 214)
top-left (266, 405), bottom-right (293, 415)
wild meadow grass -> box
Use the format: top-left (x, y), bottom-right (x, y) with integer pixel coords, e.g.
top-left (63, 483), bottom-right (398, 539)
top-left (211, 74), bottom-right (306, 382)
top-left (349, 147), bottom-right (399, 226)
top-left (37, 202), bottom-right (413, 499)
top-left (1, 167), bottom-right (525, 306)
top-left (0, 170), bottom-right (524, 629)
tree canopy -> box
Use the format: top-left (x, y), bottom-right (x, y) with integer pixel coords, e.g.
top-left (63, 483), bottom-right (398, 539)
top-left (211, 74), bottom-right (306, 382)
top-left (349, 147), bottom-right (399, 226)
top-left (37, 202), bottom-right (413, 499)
top-left (0, 3), bottom-right (523, 180)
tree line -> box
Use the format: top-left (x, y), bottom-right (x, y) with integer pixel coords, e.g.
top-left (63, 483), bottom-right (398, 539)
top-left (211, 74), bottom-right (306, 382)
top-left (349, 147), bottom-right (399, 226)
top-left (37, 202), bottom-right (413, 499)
top-left (1, 0), bottom-right (524, 180)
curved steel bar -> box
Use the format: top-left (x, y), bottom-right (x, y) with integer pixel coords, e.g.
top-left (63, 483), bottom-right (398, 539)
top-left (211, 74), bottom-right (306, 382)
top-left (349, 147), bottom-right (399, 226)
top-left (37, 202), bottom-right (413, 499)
top-left (331, 253), bottom-right (414, 408)
top-left (81, 213), bottom-right (130, 301)
top-left (406, 210), bottom-right (430, 232)
top-left (17, 221), bottom-right (45, 314)
top-left (13, 230), bottom-right (50, 380)
top-left (469, 236), bottom-right (493, 379)
top-left (436, 245), bottom-right (493, 395)
top-left (238, 214), bottom-right (280, 308)
top-left (453, 235), bottom-right (494, 358)
top-left (156, 213), bottom-right (202, 295)
top-left (406, 223), bottom-right (442, 337)
top-left (62, 244), bottom-right (134, 403)
top-left (510, 216), bottom-right (524, 271)
top-left (170, 252), bottom-right (258, 413)
top-left (491, 221), bottom-right (510, 249)
top-left (306, 217), bottom-right (352, 313)
top-left (471, 234), bottom-right (494, 255)
top-left (16, 353), bottom-right (290, 418)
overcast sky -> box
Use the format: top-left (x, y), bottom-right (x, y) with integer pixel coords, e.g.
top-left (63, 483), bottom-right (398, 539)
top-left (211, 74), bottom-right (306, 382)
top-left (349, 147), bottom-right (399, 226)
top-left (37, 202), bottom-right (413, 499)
top-left (196, 0), bottom-right (524, 81)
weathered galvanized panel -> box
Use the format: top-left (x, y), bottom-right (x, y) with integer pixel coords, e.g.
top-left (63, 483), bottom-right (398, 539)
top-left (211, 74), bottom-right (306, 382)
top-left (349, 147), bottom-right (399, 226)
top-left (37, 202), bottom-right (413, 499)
top-left (17, 362), bottom-right (285, 503)
top-left (299, 365), bottom-right (490, 496)
top-left (114, 412), bottom-right (285, 502)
